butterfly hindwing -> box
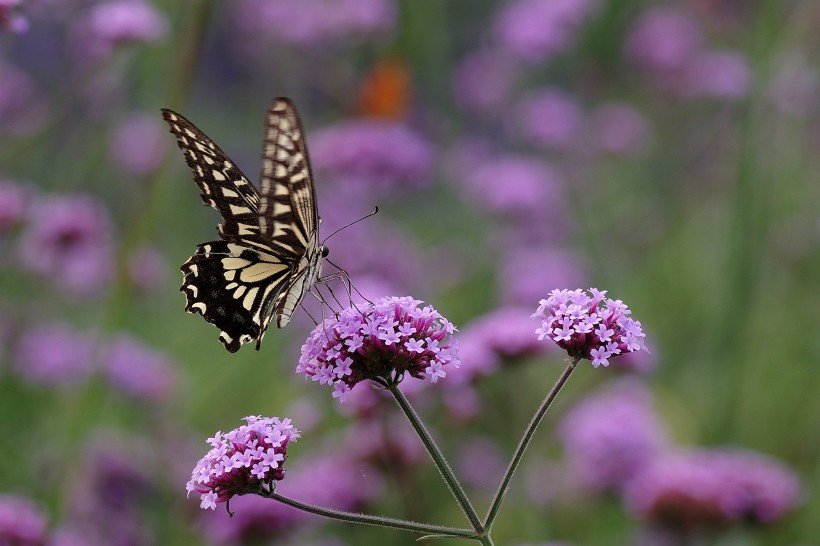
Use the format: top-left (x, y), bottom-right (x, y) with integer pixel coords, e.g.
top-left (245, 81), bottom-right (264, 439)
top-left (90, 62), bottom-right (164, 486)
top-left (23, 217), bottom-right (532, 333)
top-left (180, 241), bottom-right (292, 352)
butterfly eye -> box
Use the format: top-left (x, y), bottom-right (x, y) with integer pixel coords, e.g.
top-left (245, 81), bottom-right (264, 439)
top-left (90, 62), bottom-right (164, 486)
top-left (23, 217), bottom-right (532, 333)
top-left (320, 245), bottom-right (329, 258)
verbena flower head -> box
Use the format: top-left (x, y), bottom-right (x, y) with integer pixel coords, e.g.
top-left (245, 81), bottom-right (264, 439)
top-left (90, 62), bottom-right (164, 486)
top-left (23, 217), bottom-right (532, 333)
top-left (297, 296), bottom-right (459, 401)
top-left (18, 193), bottom-right (114, 297)
top-left (624, 449), bottom-right (802, 528)
top-left (558, 379), bottom-right (667, 491)
top-left (0, 494), bottom-right (47, 546)
top-left (187, 416), bottom-right (300, 511)
top-left (311, 119), bottom-right (433, 196)
top-left (533, 288), bottom-right (647, 367)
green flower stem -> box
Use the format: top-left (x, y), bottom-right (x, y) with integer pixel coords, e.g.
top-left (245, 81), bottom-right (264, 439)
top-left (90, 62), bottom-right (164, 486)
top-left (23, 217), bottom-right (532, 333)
top-left (268, 492), bottom-right (478, 540)
top-left (388, 384), bottom-right (484, 534)
top-left (484, 357), bottom-right (581, 530)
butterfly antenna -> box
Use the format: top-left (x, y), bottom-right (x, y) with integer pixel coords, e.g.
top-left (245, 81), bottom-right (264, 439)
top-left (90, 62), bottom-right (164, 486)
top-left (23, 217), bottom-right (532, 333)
top-left (321, 206), bottom-right (379, 245)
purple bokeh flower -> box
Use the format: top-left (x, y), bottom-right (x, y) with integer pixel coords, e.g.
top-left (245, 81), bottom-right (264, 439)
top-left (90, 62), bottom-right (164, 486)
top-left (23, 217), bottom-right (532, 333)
top-left (297, 296), bottom-right (459, 400)
top-left (461, 306), bottom-right (553, 364)
top-left (0, 179), bottom-right (31, 233)
top-left (624, 449), bottom-right (802, 528)
top-left (682, 50), bottom-right (750, 100)
top-left (102, 334), bottom-right (177, 403)
top-left (456, 436), bottom-right (507, 490)
top-left (453, 49), bottom-right (520, 112)
top-left (558, 379), bottom-right (667, 491)
top-left (587, 103), bottom-right (651, 156)
top-left (0, 494), bottom-right (47, 546)
top-left (109, 112), bottom-right (168, 176)
top-left (0, 0), bottom-right (27, 33)
top-left (348, 415), bottom-right (427, 470)
top-left (514, 88), bottom-right (584, 150)
top-left (234, 0), bottom-right (396, 46)
top-left (62, 435), bottom-right (156, 545)
top-left (451, 153), bottom-right (564, 217)
top-left (0, 62), bottom-right (45, 136)
top-left (18, 194), bottom-right (114, 297)
top-left (499, 247), bottom-right (587, 306)
top-left (127, 245), bottom-right (167, 292)
top-left (533, 288), bottom-right (648, 367)
top-left (310, 119), bottom-right (433, 196)
top-left (625, 8), bottom-right (702, 75)
top-left (493, 0), bottom-right (599, 63)
top-left (72, 0), bottom-right (169, 63)
top-left (14, 323), bottom-right (96, 387)
top-left (187, 416), bottom-right (300, 511)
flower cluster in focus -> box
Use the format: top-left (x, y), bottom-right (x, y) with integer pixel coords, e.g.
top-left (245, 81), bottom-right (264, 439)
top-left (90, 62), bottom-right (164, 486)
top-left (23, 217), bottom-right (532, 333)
top-left (533, 288), bottom-right (647, 366)
top-left (297, 296), bottom-right (459, 402)
top-left (187, 416), bottom-right (299, 510)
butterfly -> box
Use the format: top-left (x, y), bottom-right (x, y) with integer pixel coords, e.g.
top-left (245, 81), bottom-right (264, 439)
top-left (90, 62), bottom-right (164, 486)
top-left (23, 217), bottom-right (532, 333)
top-left (161, 98), bottom-right (327, 352)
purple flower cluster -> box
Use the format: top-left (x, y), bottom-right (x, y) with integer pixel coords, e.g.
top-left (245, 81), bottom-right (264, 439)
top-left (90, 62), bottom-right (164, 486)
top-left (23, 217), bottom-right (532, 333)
top-left (533, 288), bottom-right (647, 366)
top-left (624, 449), bottom-right (802, 527)
top-left (0, 495), bottom-right (47, 545)
top-left (297, 296), bottom-right (459, 401)
top-left (0, 179), bottom-right (30, 232)
top-left (18, 193), bottom-right (114, 297)
top-left (558, 380), bottom-right (667, 491)
top-left (0, 0), bottom-right (26, 33)
top-left (493, 0), bottom-right (599, 63)
top-left (109, 112), bottom-right (168, 176)
top-left (187, 416), bottom-right (300, 510)
top-left (310, 119), bottom-right (433, 196)
top-left (235, 0), bottom-right (396, 46)
top-left (514, 88), bottom-right (583, 150)
top-left (625, 7), bottom-right (750, 100)
top-left (451, 152), bottom-right (564, 217)
top-left (71, 0), bottom-right (169, 63)
top-left (453, 49), bottom-right (520, 112)
top-left (103, 334), bottom-right (177, 402)
top-left (14, 322), bottom-right (96, 387)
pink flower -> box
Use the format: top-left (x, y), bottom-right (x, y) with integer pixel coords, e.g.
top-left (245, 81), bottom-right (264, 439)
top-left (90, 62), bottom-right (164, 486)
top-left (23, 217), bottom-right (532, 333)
top-left (297, 296), bottom-right (459, 399)
top-left (187, 416), bottom-right (300, 510)
top-left (533, 288), bottom-right (647, 367)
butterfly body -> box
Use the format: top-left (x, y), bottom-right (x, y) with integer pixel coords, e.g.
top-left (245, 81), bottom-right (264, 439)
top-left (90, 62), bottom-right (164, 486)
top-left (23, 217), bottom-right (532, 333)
top-left (162, 98), bottom-right (323, 352)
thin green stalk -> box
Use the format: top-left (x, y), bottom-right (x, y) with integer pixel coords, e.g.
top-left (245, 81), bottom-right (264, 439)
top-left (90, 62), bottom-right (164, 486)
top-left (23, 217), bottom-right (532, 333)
top-left (268, 492), bottom-right (478, 540)
top-left (388, 384), bottom-right (484, 534)
top-left (484, 357), bottom-right (580, 530)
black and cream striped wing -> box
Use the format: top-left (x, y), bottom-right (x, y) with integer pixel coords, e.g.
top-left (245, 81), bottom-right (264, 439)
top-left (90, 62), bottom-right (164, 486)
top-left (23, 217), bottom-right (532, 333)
top-left (180, 241), bottom-right (292, 353)
top-left (161, 108), bottom-right (264, 243)
top-left (258, 98), bottom-right (319, 258)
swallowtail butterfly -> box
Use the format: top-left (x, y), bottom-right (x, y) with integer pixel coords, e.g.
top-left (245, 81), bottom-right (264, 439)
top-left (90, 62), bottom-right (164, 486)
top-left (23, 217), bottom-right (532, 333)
top-left (161, 98), bottom-right (327, 352)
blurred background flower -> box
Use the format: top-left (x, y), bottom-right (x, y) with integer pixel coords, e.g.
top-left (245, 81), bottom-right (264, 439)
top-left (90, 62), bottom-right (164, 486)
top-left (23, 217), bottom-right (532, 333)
top-left (0, 0), bottom-right (817, 544)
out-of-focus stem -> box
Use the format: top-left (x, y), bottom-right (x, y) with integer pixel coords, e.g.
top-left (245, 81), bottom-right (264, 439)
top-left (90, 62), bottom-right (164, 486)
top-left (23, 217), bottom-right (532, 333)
top-left (388, 384), bottom-right (484, 534)
top-left (484, 356), bottom-right (580, 530)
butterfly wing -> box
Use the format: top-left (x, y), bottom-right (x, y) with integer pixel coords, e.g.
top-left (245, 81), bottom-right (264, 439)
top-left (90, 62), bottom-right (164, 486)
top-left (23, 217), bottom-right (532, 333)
top-left (161, 108), bottom-right (265, 244)
top-left (257, 98), bottom-right (322, 329)
top-left (180, 241), bottom-right (292, 353)
top-left (164, 99), bottom-right (322, 352)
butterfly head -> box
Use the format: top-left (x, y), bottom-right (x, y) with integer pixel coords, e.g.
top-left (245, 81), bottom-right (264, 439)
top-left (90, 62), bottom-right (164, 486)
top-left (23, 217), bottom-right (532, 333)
top-left (320, 245), bottom-right (329, 258)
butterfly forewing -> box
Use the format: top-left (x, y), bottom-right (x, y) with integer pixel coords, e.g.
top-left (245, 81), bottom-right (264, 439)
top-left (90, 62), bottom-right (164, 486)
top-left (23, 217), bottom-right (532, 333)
top-left (163, 98), bottom-right (324, 352)
top-left (161, 108), bottom-right (266, 243)
top-left (258, 98), bottom-right (318, 253)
